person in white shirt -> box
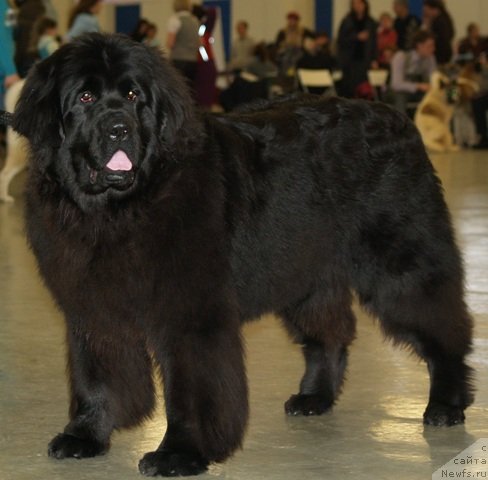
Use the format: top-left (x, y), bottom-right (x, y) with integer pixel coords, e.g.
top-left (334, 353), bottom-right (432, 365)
top-left (166, 0), bottom-right (200, 86)
top-left (66, 0), bottom-right (102, 41)
top-left (389, 30), bottom-right (436, 114)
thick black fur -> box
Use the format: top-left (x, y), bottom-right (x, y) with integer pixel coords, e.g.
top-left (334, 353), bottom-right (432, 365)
top-left (12, 34), bottom-right (474, 477)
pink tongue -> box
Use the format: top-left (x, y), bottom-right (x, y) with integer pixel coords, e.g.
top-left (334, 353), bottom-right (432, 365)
top-left (106, 150), bottom-right (132, 171)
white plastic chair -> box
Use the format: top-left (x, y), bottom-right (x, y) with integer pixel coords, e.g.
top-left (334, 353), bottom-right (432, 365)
top-left (297, 69), bottom-right (335, 94)
top-left (367, 69), bottom-right (390, 101)
top-left (367, 69), bottom-right (389, 87)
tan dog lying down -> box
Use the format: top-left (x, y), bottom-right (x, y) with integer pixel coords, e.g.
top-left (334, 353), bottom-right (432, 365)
top-left (0, 79), bottom-right (27, 202)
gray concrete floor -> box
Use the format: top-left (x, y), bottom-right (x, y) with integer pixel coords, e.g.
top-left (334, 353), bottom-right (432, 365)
top-left (0, 150), bottom-right (487, 480)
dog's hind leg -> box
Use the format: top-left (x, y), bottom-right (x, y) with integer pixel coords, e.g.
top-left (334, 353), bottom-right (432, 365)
top-left (380, 291), bottom-right (473, 426)
top-left (353, 238), bottom-right (474, 426)
top-left (281, 285), bottom-right (357, 416)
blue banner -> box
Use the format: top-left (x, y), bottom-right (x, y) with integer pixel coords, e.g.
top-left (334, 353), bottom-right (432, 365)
top-left (204, 0), bottom-right (231, 61)
top-left (315, 0), bottom-right (333, 36)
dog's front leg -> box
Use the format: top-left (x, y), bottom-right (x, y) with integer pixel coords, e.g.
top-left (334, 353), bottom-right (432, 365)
top-left (49, 326), bottom-right (155, 460)
top-left (48, 327), bottom-right (115, 459)
top-left (139, 312), bottom-right (248, 477)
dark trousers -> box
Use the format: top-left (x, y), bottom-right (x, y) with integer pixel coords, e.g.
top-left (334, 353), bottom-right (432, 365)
top-left (171, 60), bottom-right (197, 92)
top-left (472, 93), bottom-right (488, 140)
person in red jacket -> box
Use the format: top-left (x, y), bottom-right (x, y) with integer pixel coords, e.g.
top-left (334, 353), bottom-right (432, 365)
top-left (376, 12), bottom-right (397, 67)
top-left (193, 4), bottom-right (218, 109)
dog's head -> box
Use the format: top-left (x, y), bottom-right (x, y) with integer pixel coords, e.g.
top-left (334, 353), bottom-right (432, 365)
top-left (428, 68), bottom-right (480, 106)
top-left (428, 70), bottom-right (457, 101)
top-left (12, 33), bottom-right (200, 211)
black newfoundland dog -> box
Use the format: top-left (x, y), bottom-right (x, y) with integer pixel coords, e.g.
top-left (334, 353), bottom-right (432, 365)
top-left (10, 34), bottom-right (473, 476)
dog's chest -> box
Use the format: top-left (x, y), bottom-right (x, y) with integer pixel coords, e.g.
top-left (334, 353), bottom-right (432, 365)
top-left (33, 217), bottom-right (162, 311)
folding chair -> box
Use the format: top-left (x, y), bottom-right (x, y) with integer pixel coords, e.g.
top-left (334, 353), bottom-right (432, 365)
top-left (297, 68), bottom-right (335, 95)
top-left (367, 69), bottom-right (389, 101)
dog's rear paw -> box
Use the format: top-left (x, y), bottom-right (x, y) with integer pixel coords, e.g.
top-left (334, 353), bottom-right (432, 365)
top-left (139, 451), bottom-right (209, 477)
top-left (284, 394), bottom-right (333, 416)
top-left (48, 433), bottom-right (108, 459)
top-left (423, 402), bottom-right (466, 426)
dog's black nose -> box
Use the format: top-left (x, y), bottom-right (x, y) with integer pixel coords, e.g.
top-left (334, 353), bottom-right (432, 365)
top-left (109, 123), bottom-right (129, 142)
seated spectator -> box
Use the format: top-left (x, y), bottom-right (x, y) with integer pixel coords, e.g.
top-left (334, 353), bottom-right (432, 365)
top-left (143, 23), bottom-right (160, 48)
top-left (297, 34), bottom-right (337, 95)
top-left (131, 18), bottom-right (150, 42)
top-left (376, 12), bottom-right (397, 67)
top-left (297, 32), bottom-right (336, 71)
top-left (228, 20), bottom-right (255, 72)
top-left (275, 11), bottom-right (314, 89)
top-left (246, 42), bottom-right (278, 80)
top-left (220, 43), bottom-right (276, 112)
top-left (34, 17), bottom-right (60, 59)
top-left (377, 45), bottom-right (396, 71)
top-left (389, 30), bottom-right (436, 115)
top-left (458, 23), bottom-right (488, 63)
top-left (393, 0), bottom-right (420, 50)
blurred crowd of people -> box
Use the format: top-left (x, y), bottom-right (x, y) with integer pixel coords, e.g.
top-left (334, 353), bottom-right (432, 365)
top-left (1, 0), bottom-right (105, 151)
top-left (1, 0), bottom-right (103, 93)
top-left (2, 0), bottom-right (488, 148)
top-left (221, 0), bottom-right (488, 148)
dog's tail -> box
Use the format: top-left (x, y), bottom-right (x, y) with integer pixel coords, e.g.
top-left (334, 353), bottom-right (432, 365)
top-left (0, 110), bottom-right (13, 126)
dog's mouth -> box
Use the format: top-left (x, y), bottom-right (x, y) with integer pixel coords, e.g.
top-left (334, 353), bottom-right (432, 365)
top-left (88, 150), bottom-right (136, 191)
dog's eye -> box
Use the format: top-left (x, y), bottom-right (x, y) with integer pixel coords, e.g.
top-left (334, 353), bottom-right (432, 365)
top-left (127, 90), bottom-right (138, 102)
top-left (80, 92), bottom-right (95, 104)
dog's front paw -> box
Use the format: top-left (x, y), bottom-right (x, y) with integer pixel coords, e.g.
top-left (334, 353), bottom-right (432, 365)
top-left (48, 433), bottom-right (108, 459)
top-left (138, 451), bottom-right (208, 477)
top-left (285, 394), bottom-right (333, 416)
top-left (423, 402), bottom-right (465, 426)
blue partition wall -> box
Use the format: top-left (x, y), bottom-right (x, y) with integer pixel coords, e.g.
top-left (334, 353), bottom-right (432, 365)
top-left (315, 0), bottom-right (333, 36)
top-left (203, 0), bottom-right (231, 61)
top-left (409, 0), bottom-right (424, 18)
top-left (115, 5), bottom-right (140, 35)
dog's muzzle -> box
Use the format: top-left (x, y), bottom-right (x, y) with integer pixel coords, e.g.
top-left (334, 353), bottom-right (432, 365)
top-left (89, 150), bottom-right (135, 190)
top-left (102, 170), bottom-right (135, 188)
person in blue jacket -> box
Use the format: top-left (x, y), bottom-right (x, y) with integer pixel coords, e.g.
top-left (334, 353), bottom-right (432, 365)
top-left (66, 0), bottom-right (102, 41)
top-left (1, 0), bottom-right (20, 107)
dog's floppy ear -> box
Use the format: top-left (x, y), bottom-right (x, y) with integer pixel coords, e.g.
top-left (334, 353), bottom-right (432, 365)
top-left (147, 47), bottom-right (202, 147)
top-left (11, 53), bottom-right (62, 147)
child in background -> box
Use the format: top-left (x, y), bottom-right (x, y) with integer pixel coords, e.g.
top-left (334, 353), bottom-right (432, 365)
top-left (376, 12), bottom-right (397, 67)
top-left (35, 17), bottom-right (60, 59)
top-left (143, 23), bottom-right (161, 48)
